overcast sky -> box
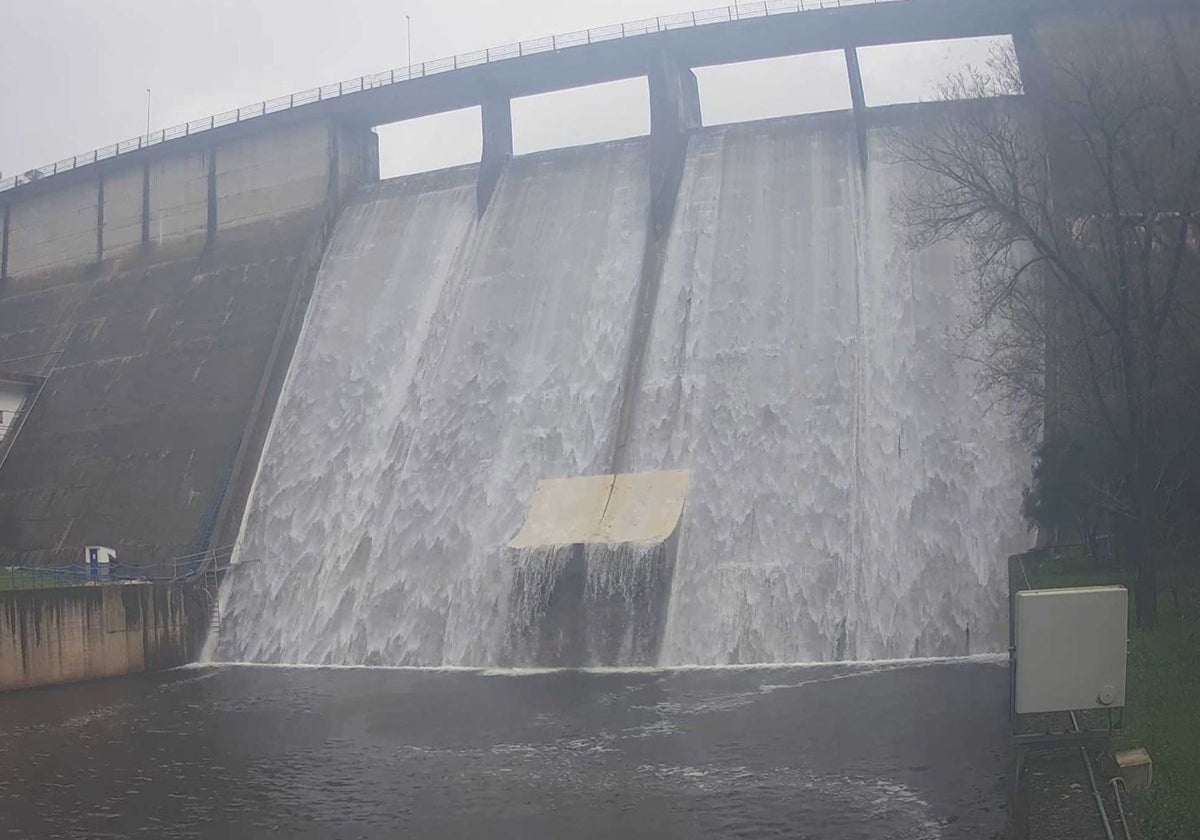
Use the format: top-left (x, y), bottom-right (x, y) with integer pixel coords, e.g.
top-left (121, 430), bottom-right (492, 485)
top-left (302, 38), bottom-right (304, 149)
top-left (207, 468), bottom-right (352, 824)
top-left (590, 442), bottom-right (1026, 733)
top-left (0, 0), bottom-right (1002, 179)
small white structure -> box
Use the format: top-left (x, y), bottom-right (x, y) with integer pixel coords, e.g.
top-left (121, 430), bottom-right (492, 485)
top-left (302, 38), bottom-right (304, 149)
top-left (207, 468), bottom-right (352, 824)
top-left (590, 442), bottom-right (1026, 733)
top-left (84, 546), bottom-right (118, 582)
top-left (1115, 747), bottom-right (1154, 792)
top-left (0, 379), bottom-right (31, 439)
top-left (1015, 585), bottom-right (1128, 714)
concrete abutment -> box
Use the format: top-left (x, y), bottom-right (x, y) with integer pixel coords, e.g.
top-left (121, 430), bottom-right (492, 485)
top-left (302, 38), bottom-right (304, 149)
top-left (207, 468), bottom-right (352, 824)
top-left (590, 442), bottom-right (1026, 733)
top-left (0, 583), bottom-right (206, 692)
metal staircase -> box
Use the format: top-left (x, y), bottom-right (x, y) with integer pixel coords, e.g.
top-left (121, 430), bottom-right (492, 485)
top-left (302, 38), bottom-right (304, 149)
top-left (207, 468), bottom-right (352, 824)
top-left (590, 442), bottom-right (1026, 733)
top-left (200, 554), bottom-right (223, 640)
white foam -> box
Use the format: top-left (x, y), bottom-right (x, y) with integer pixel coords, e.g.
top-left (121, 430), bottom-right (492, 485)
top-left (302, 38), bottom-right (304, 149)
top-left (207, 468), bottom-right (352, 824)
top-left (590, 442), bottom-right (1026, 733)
top-left (187, 652), bottom-right (1005, 677)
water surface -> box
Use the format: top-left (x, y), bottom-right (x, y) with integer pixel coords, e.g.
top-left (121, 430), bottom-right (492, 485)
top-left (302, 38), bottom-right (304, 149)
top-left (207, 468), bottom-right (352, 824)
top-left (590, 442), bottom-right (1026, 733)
top-left (0, 658), bottom-right (1008, 838)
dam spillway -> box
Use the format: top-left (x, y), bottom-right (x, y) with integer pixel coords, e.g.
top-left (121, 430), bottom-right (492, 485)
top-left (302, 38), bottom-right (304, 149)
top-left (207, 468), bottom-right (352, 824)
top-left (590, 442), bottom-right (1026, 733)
top-left (217, 112), bottom-right (1030, 667)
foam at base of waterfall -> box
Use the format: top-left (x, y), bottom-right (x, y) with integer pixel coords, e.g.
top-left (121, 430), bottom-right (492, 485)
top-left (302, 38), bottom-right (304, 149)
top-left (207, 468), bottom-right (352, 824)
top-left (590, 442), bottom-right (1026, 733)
top-left (505, 540), bottom-right (676, 667)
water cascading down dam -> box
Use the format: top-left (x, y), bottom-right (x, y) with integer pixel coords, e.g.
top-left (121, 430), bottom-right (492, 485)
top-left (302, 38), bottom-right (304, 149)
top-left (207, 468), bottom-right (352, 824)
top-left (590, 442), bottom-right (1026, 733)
top-left (216, 112), bottom-right (1030, 668)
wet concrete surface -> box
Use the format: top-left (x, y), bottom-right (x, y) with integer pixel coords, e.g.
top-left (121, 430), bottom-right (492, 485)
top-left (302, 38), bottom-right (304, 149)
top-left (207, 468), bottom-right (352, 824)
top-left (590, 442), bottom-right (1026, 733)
top-left (0, 658), bottom-right (1010, 839)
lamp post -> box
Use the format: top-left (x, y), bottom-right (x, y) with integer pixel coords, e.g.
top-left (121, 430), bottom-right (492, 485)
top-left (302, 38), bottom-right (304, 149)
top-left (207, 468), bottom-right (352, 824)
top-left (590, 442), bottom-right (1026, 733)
top-left (145, 89), bottom-right (152, 138)
top-left (406, 15), bottom-right (413, 77)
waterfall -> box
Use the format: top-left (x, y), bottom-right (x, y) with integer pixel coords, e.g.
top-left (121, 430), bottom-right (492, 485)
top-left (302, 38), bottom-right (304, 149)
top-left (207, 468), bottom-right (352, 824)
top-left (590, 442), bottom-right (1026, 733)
top-left (217, 116), bottom-right (1029, 667)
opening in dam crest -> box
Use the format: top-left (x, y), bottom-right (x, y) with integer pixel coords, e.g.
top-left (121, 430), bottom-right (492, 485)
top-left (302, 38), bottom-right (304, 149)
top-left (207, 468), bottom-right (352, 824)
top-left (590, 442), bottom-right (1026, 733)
top-left (512, 78), bottom-right (650, 155)
top-left (376, 106), bottom-right (483, 179)
top-left (859, 35), bottom-right (1019, 105)
top-left (694, 51), bottom-right (852, 125)
top-left (364, 34), bottom-right (1019, 181)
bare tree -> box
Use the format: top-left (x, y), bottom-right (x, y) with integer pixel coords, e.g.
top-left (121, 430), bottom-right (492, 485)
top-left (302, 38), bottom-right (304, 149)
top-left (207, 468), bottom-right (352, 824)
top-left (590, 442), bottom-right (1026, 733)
top-left (892, 19), bottom-right (1200, 628)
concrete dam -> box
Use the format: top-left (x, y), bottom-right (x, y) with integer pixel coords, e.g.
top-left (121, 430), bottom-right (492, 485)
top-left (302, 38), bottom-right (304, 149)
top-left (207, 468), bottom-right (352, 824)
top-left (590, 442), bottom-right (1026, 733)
top-left (216, 113), bottom-right (1029, 667)
top-left (5, 0), bottom-right (1132, 672)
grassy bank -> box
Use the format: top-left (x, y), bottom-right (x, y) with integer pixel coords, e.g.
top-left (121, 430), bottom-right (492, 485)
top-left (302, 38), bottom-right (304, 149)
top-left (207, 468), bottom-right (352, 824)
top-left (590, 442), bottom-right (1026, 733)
top-left (1023, 551), bottom-right (1200, 838)
top-left (0, 567), bottom-right (87, 591)
top-left (1124, 595), bottom-right (1200, 839)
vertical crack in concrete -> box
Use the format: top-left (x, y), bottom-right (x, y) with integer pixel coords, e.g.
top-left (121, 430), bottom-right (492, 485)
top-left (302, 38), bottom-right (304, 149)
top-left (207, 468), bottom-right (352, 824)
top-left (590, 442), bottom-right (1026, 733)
top-left (96, 176), bottom-right (105, 263)
top-left (205, 148), bottom-right (218, 250)
top-left (141, 163), bottom-right (151, 248)
top-left (1, 203), bottom-right (9, 283)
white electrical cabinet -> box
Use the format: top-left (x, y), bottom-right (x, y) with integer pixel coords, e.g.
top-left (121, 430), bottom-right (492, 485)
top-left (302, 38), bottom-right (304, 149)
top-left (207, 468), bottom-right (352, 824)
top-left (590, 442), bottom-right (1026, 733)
top-left (1015, 586), bottom-right (1128, 715)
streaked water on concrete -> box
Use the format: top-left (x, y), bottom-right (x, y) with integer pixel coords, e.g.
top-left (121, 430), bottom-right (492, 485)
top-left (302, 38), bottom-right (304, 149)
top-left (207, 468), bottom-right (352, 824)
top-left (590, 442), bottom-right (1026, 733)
top-left (0, 659), bottom-right (1009, 839)
top-left (219, 113), bottom-right (1029, 667)
top-left (627, 117), bottom-right (1028, 663)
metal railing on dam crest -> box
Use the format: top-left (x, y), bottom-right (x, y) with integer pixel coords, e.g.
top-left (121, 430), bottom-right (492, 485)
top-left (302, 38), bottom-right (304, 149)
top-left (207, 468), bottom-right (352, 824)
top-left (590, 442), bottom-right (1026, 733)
top-left (0, 0), bottom-right (898, 194)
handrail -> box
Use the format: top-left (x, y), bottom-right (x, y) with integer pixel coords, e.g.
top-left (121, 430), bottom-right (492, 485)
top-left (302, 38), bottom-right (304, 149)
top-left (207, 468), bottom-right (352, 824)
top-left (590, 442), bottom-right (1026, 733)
top-left (0, 545), bottom-right (237, 591)
top-left (0, 0), bottom-right (899, 195)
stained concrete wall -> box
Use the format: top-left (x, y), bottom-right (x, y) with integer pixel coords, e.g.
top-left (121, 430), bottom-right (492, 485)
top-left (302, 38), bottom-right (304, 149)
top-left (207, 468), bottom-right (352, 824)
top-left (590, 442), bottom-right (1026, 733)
top-left (101, 165), bottom-right (146, 260)
top-left (146, 148), bottom-right (210, 254)
top-left (1017, 2), bottom-right (1200, 216)
top-left (0, 583), bottom-right (205, 691)
top-left (217, 121), bottom-right (332, 234)
top-left (0, 235), bottom-right (306, 565)
top-left (1013, 3), bottom-right (1200, 437)
top-left (0, 121), bottom-right (376, 568)
top-left (6, 180), bottom-right (99, 278)
top-left (4, 121), bottom-right (347, 281)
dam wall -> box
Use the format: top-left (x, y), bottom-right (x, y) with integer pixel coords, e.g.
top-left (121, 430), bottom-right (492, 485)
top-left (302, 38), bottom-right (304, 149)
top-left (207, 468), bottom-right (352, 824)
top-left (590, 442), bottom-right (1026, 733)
top-left (0, 0), bottom-right (1184, 665)
top-left (0, 583), bottom-right (206, 691)
top-left (0, 120), bottom-right (375, 568)
top-left (217, 106), bottom-right (1031, 668)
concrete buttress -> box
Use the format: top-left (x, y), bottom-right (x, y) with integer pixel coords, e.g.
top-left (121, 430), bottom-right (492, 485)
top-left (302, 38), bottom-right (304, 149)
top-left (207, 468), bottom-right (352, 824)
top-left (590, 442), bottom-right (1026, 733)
top-left (609, 51), bottom-right (700, 474)
top-left (478, 96), bottom-right (514, 216)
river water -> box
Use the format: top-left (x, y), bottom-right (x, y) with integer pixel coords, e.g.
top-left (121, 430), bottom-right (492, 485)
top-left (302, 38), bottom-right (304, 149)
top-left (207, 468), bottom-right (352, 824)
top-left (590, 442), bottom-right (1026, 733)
top-left (0, 658), bottom-right (1008, 838)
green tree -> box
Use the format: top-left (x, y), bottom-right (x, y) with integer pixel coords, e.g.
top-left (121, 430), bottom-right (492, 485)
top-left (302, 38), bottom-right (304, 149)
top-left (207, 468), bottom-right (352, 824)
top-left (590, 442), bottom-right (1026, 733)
top-left (1020, 426), bottom-right (1116, 562)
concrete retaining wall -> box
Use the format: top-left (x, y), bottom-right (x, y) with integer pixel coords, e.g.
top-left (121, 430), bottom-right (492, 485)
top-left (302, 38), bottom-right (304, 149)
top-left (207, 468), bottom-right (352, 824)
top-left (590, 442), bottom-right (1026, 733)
top-left (0, 583), bottom-right (206, 691)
